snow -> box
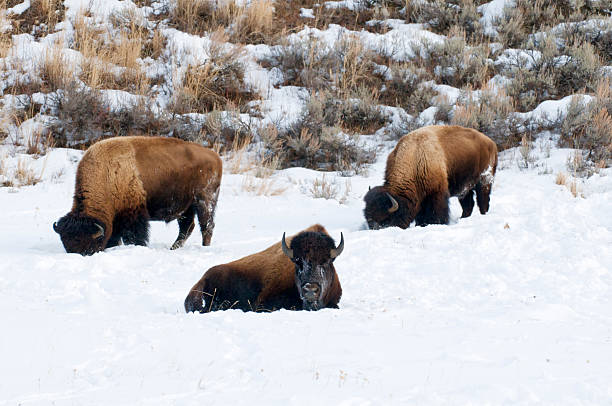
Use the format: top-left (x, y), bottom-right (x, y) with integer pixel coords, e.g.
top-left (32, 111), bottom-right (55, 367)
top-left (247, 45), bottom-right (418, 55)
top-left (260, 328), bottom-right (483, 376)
top-left (1, 143), bottom-right (611, 404)
top-left (478, 0), bottom-right (514, 36)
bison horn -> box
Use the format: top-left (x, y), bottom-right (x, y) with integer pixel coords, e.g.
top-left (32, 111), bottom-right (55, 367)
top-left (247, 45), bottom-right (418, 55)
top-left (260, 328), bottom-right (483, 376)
top-left (386, 193), bottom-right (399, 214)
top-left (330, 232), bottom-right (344, 259)
top-left (92, 223), bottom-right (105, 239)
top-left (53, 222), bottom-right (59, 233)
top-left (281, 232), bottom-right (293, 259)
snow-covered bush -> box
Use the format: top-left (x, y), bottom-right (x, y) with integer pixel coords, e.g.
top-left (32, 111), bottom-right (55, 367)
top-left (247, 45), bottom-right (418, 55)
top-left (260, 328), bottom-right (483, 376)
top-left (405, 0), bottom-right (485, 43)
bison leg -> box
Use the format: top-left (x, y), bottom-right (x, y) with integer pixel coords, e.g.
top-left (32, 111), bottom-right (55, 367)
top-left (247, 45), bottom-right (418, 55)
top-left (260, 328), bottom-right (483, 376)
top-left (458, 189), bottom-right (475, 218)
top-left (171, 204), bottom-right (196, 250)
top-left (194, 185), bottom-right (220, 246)
top-left (121, 213), bottom-right (150, 246)
top-left (475, 182), bottom-right (492, 215)
top-left (415, 191), bottom-right (450, 226)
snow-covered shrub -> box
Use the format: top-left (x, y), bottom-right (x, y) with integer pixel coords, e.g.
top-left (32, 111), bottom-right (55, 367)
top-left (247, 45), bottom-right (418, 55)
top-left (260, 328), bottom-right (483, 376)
top-left (405, 0), bottom-right (485, 43)
top-left (556, 19), bottom-right (612, 65)
top-left (170, 41), bottom-right (257, 114)
top-left (413, 31), bottom-right (492, 89)
top-left (262, 33), bottom-right (378, 95)
top-left (494, 0), bottom-right (612, 48)
top-left (200, 109), bottom-right (253, 150)
top-left (259, 93), bottom-right (376, 174)
top-left (10, 0), bottom-right (64, 38)
top-left (558, 81), bottom-right (612, 169)
top-left (168, 0), bottom-right (274, 44)
top-left (379, 63), bottom-right (436, 115)
top-left (450, 85), bottom-right (523, 149)
top-left (46, 81), bottom-right (199, 147)
top-left (501, 35), bottom-right (603, 112)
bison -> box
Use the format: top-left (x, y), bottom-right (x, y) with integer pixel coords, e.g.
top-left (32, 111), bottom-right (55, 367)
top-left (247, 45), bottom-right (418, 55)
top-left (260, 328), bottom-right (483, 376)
top-left (184, 224), bottom-right (344, 313)
top-left (53, 136), bottom-right (222, 255)
top-left (364, 125), bottom-right (498, 229)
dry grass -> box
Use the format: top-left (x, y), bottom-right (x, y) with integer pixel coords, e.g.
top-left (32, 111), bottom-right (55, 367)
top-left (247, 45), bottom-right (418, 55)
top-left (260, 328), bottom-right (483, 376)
top-left (169, 0), bottom-right (274, 44)
top-left (39, 39), bottom-right (74, 92)
top-left (241, 173), bottom-right (286, 196)
top-left (412, 29), bottom-right (492, 89)
top-left (171, 33), bottom-right (257, 114)
top-left (555, 171), bottom-right (567, 185)
top-left (10, 157), bottom-right (43, 186)
top-left (449, 84), bottom-right (522, 150)
top-left (9, 0), bottom-right (65, 38)
top-left (310, 174), bottom-right (339, 200)
top-left (73, 10), bottom-right (150, 93)
top-left (225, 136), bottom-right (253, 174)
top-left (405, 0), bottom-right (485, 43)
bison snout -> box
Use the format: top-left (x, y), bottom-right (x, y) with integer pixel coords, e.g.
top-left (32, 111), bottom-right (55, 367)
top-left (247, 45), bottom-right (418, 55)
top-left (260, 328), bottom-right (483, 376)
top-left (302, 283), bottom-right (321, 301)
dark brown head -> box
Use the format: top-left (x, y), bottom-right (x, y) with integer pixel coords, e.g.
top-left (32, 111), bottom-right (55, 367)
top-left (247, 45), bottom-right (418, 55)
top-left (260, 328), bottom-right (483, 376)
top-left (282, 231), bottom-right (344, 311)
top-left (363, 186), bottom-right (413, 230)
top-left (53, 213), bottom-right (106, 255)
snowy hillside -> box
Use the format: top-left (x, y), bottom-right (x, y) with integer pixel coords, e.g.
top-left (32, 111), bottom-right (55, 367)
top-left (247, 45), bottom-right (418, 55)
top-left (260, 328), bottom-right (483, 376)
top-left (1, 0), bottom-right (612, 404)
top-left (1, 143), bottom-right (612, 404)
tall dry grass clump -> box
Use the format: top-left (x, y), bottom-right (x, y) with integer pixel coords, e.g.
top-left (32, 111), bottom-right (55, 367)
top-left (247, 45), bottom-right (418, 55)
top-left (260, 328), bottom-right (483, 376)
top-left (558, 79), bottom-right (612, 168)
top-left (39, 40), bottom-right (75, 91)
top-left (412, 29), bottom-right (492, 89)
top-left (10, 0), bottom-right (65, 38)
top-left (169, 0), bottom-right (274, 43)
top-left (171, 33), bottom-right (257, 113)
top-left (74, 10), bottom-right (150, 93)
top-left (449, 84), bottom-right (520, 150)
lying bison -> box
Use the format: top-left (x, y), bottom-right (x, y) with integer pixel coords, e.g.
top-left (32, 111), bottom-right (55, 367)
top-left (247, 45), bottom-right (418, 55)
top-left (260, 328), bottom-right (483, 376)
top-left (184, 224), bottom-right (344, 313)
top-left (53, 136), bottom-right (222, 255)
top-left (364, 125), bottom-right (498, 229)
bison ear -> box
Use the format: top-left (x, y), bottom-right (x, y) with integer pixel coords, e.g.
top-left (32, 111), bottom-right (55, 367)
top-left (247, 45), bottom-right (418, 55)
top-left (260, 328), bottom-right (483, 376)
top-left (53, 222), bottom-right (59, 233)
top-left (330, 232), bottom-right (344, 259)
top-left (92, 222), bottom-right (105, 239)
top-left (281, 232), bottom-right (293, 260)
top-left (368, 186), bottom-right (371, 191)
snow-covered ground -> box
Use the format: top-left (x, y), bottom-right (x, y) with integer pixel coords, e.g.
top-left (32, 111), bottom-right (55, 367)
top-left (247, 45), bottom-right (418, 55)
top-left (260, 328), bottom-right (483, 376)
top-left (1, 142), bottom-right (611, 405)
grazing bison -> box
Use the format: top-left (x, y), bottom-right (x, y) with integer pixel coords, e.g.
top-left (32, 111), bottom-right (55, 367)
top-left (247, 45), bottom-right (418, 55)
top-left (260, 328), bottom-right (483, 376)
top-left (53, 136), bottom-right (222, 255)
top-left (364, 125), bottom-right (497, 229)
top-left (184, 224), bottom-right (344, 313)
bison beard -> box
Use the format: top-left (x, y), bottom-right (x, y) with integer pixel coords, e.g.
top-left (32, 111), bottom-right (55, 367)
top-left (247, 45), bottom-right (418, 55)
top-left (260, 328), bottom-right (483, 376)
top-left (184, 225), bottom-right (344, 313)
top-left (363, 125), bottom-right (498, 230)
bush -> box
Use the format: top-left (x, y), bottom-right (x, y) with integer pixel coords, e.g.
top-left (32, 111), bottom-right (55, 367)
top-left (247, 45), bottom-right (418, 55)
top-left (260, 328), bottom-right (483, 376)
top-left (501, 34), bottom-right (603, 111)
top-left (378, 62), bottom-right (437, 115)
top-left (405, 0), bottom-right (485, 43)
top-left (449, 84), bottom-right (523, 150)
top-left (494, 0), bottom-right (612, 48)
top-left (258, 92), bottom-right (377, 174)
top-left (262, 33), bottom-right (379, 96)
top-left (170, 37), bottom-right (258, 114)
top-left (558, 81), bottom-right (612, 168)
top-left (45, 81), bottom-right (200, 147)
top-left (412, 30), bottom-right (492, 89)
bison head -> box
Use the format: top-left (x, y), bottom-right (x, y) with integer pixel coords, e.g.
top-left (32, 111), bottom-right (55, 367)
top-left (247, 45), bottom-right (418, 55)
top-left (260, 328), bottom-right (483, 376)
top-left (282, 231), bottom-right (343, 311)
top-left (53, 214), bottom-right (106, 255)
top-left (363, 186), bottom-right (412, 230)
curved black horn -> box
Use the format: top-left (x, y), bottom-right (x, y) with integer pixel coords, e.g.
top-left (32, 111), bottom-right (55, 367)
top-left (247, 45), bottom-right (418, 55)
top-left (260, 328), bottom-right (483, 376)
top-left (386, 193), bottom-right (399, 213)
top-left (53, 222), bottom-right (59, 233)
top-left (92, 223), bottom-right (105, 239)
top-left (281, 232), bottom-right (293, 259)
top-left (330, 232), bottom-right (344, 259)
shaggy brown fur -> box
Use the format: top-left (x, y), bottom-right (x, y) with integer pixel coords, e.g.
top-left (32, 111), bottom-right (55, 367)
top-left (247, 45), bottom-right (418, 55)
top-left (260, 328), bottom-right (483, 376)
top-left (364, 125), bottom-right (498, 229)
top-left (54, 136), bottom-right (222, 255)
top-left (184, 224), bottom-right (343, 313)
